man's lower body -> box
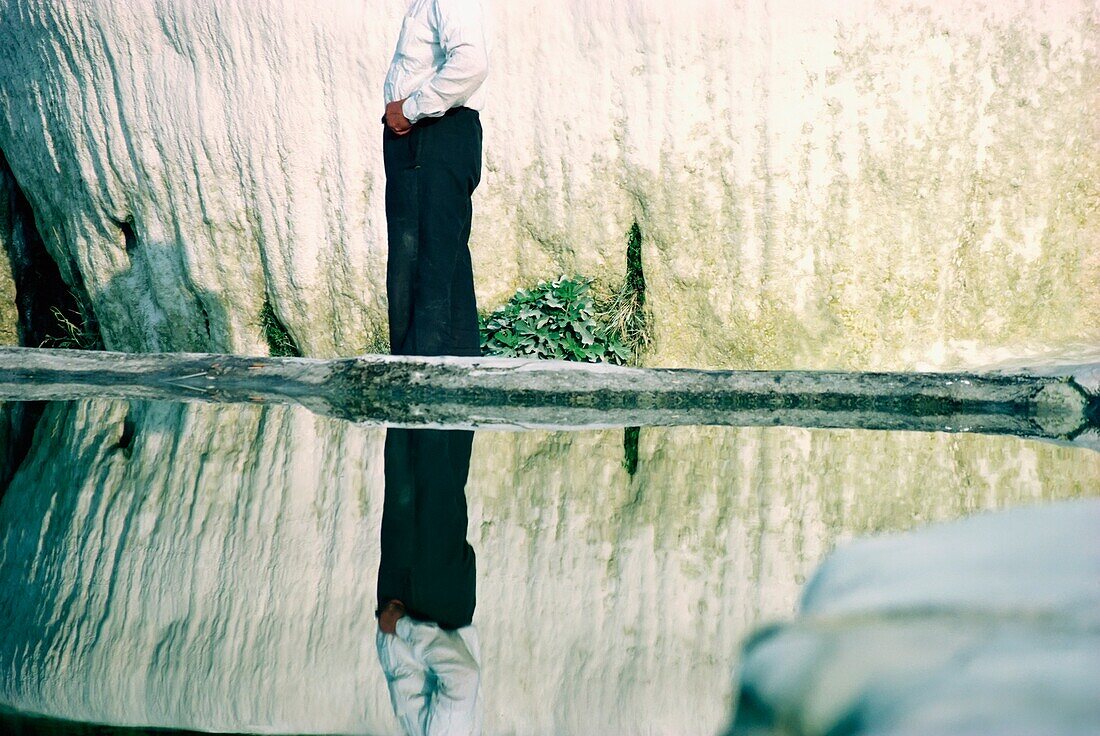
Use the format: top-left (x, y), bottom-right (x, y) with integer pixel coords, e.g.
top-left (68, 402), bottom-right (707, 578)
top-left (377, 428), bottom-right (477, 631)
top-left (383, 106), bottom-right (482, 357)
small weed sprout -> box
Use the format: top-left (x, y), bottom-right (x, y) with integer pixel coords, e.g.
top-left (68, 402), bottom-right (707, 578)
top-left (595, 280), bottom-right (649, 366)
top-left (39, 302), bottom-right (103, 350)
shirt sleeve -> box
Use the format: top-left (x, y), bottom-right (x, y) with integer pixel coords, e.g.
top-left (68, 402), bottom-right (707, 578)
top-left (422, 628), bottom-right (481, 736)
top-left (377, 627), bottom-right (430, 736)
top-left (402, 0), bottom-right (489, 123)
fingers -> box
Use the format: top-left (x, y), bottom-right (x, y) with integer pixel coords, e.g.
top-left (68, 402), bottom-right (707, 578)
top-left (384, 112), bottom-right (412, 135)
top-left (377, 599), bottom-right (407, 634)
top-left (384, 99), bottom-right (412, 136)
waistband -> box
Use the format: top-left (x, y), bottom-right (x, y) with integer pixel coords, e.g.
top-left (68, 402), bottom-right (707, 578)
top-left (380, 106), bottom-right (477, 127)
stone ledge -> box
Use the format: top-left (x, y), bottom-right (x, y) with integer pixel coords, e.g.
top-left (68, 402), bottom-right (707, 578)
top-left (0, 347), bottom-right (1095, 443)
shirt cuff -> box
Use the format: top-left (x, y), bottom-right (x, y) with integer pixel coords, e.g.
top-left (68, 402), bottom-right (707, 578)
top-left (395, 615), bottom-right (415, 642)
top-left (401, 95), bottom-right (421, 125)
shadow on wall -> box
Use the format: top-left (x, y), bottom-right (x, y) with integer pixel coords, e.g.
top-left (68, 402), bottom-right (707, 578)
top-left (0, 145), bottom-right (315, 359)
top-left (0, 402), bottom-right (43, 506)
top-left (0, 151), bottom-right (237, 505)
top-left (0, 150), bottom-right (102, 351)
top-left (97, 233), bottom-right (236, 353)
top-left (0, 704), bottom-right (226, 735)
top-left (1, 151), bottom-right (97, 505)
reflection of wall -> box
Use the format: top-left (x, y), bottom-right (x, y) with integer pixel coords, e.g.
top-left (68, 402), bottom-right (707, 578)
top-left (469, 426), bottom-right (1100, 734)
top-left (1, 1), bottom-right (1097, 366)
top-left (0, 399), bottom-right (1096, 734)
top-left (0, 400), bottom-right (388, 732)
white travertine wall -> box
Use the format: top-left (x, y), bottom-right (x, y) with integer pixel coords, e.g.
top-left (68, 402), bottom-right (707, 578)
top-left (0, 0), bottom-right (1096, 366)
top-left (0, 399), bottom-right (1096, 734)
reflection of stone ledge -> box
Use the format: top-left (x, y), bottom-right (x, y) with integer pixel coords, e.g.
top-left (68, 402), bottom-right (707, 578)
top-left (0, 347), bottom-right (1095, 443)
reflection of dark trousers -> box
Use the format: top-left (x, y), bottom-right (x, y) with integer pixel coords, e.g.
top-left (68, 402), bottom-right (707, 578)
top-left (383, 107), bottom-right (482, 357)
top-left (377, 429), bottom-right (476, 631)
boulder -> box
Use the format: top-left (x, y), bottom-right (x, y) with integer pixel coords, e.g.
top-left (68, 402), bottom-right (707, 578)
top-left (730, 499), bottom-right (1100, 735)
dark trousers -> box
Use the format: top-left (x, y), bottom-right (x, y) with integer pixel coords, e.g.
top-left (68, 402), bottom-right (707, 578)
top-left (383, 107), bottom-right (483, 357)
top-left (377, 428), bottom-right (477, 631)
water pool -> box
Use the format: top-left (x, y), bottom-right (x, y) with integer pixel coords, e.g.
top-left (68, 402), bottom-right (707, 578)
top-left (1, 393), bottom-right (1096, 735)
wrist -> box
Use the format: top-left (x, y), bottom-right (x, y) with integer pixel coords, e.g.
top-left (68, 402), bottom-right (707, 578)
top-left (401, 95), bottom-right (419, 124)
top-left (377, 599), bottom-right (407, 635)
top-left (394, 615), bottom-right (414, 641)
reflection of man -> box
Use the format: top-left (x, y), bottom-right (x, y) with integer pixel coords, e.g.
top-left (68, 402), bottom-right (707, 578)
top-left (382, 0), bottom-right (489, 356)
top-left (376, 429), bottom-right (480, 735)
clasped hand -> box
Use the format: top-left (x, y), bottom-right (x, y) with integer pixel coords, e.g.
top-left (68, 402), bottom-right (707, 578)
top-left (385, 99), bottom-right (412, 136)
top-left (377, 599), bottom-right (407, 634)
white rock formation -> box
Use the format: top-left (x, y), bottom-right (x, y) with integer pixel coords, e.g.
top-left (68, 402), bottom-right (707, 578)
top-left (730, 499), bottom-right (1100, 735)
top-left (0, 0), bottom-right (1096, 366)
top-left (0, 399), bottom-right (1096, 734)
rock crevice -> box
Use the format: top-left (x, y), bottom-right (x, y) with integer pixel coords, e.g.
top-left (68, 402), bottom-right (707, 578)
top-left (0, 150), bottom-right (102, 350)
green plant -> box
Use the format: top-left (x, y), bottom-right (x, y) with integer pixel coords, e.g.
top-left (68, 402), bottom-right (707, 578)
top-left (39, 304), bottom-right (102, 350)
top-left (596, 280), bottom-right (649, 366)
top-left (260, 298), bottom-right (301, 357)
top-left (480, 275), bottom-right (631, 364)
top-left (596, 221), bottom-right (651, 366)
top-left (359, 327), bottom-right (391, 355)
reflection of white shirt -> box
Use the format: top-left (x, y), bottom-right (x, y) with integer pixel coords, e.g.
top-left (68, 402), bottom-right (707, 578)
top-left (383, 0), bottom-right (489, 124)
top-left (376, 618), bottom-right (481, 736)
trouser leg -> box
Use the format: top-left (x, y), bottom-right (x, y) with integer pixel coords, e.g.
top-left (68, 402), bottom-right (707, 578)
top-left (377, 428), bottom-right (477, 630)
top-left (383, 109), bottom-right (482, 357)
top-left (383, 127), bottom-right (419, 354)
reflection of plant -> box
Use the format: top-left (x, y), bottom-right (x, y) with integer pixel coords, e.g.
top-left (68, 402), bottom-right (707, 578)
top-left (40, 304), bottom-right (102, 350)
top-left (480, 275), bottom-right (631, 364)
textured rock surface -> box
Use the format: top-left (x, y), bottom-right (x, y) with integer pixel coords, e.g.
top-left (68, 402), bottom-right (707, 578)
top-left (0, 0), bottom-right (1096, 366)
top-left (728, 500), bottom-right (1100, 735)
top-left (0, 163), bottom-right (18, 345)
top-left (0, 399), bottom-right (1097, 734)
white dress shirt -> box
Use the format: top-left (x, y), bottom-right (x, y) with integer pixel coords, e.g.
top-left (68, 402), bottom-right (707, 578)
top-left (376, 618), bottom-right (481, 736)
top-left (384, 0), bottom-right (490, 124)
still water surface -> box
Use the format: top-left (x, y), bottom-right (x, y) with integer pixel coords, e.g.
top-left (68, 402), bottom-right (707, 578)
top-left (0, 398), bottom-right (1097, 735)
